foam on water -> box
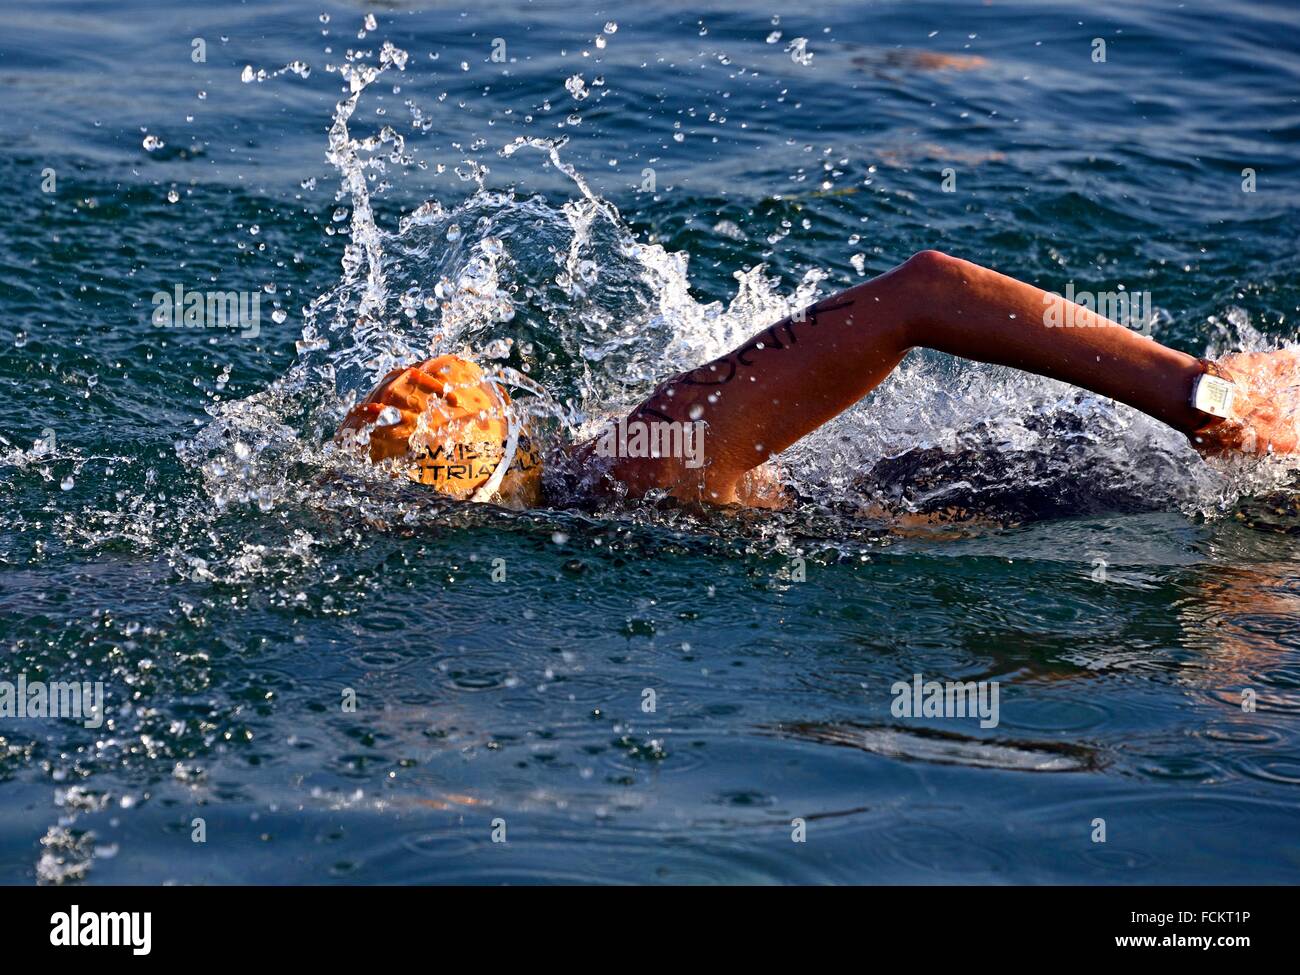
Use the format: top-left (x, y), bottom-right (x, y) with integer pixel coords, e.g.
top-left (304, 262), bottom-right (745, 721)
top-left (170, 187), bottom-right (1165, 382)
top-left (167, 17), bottom-right (1300, 557)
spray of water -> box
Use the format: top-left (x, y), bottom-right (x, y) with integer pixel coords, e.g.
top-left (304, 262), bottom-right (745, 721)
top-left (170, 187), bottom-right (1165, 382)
top-left (167, 17), bottom-right (1300, 549)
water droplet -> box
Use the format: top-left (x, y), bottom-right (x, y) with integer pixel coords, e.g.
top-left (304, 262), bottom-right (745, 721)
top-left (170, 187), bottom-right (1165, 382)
top-left (142, 134), bottom-right (165, 151)
top-left (166, 188), bottom-right (180, 203)
top-left (376, 406), bottom-right (402, 426)
top-left (295, 335), bottom-right (329, 354)
top-left (60, 475), bottom-right (74, 491)
top-left (482, 337), bottom-right (514, 359)
top-left (786, 37), bottom-right (813, 66)
top-left (565, 74), bottom-right (589, 100)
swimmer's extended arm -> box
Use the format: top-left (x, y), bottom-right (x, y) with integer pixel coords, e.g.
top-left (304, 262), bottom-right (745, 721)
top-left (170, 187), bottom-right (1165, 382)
top-left (615, 250), bottom-right (1297, 503)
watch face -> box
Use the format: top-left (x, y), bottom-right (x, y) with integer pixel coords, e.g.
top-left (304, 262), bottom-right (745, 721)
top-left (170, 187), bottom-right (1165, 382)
top-left (1193, 374), bottom-right (1236, 419)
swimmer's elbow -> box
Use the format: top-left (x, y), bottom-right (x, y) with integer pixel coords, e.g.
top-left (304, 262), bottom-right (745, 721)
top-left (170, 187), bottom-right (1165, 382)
top-left (903, 248), bottom-right (956, 273)
top-left (897, 249), bottom-right (965, 293)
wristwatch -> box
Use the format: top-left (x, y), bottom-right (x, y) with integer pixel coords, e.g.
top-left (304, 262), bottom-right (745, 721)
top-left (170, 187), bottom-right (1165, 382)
top-left (1189, 357), bottom-right (1238, 430)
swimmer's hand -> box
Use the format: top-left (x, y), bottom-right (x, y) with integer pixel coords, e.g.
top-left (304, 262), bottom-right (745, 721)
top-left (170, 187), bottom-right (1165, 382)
top-left (336, 359), bottom-right (447, 462)
top-left (1191, 349), bottom-right (1300, 457)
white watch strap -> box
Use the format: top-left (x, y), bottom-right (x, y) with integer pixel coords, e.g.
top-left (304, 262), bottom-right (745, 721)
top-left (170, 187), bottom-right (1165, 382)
top-left (1191, 372), bottom-right (1236, 420)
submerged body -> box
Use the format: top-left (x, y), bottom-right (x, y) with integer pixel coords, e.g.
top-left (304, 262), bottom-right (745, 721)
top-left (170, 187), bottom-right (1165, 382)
top-left (338, 251), bottom-right (1300, 517)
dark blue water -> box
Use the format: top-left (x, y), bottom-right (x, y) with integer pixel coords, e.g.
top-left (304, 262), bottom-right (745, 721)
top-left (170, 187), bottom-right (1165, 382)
top-left (2, 0), bottom-right (1300, 884)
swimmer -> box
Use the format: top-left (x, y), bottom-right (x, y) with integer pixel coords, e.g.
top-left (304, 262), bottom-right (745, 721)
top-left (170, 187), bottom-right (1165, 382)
top-left (337, 250), bottom-right (1300, 512)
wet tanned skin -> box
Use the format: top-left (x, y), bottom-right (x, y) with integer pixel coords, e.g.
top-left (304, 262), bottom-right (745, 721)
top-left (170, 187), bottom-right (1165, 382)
top-left (611, 251), bottom-right (1300, 505)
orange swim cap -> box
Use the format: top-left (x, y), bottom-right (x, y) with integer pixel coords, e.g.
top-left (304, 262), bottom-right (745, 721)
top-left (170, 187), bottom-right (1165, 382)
top-left (343, 354), bottom-right (543, 507)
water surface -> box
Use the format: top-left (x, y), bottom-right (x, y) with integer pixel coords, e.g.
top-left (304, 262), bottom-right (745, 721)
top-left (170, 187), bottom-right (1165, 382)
top-left (2, 0), bottom-right (1300, 884)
